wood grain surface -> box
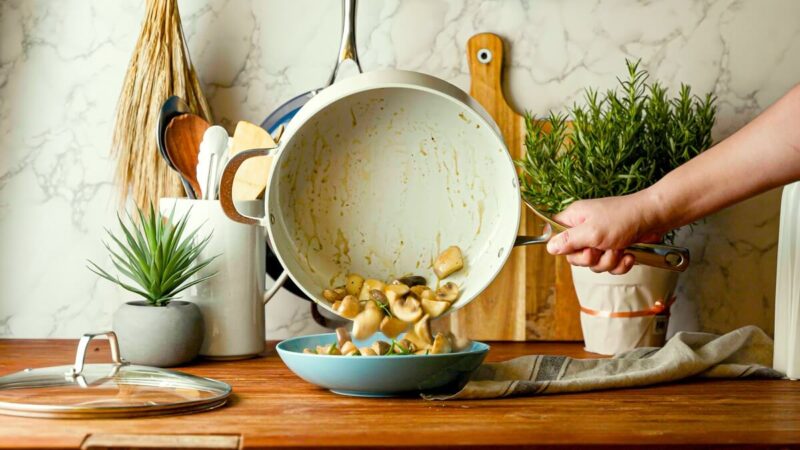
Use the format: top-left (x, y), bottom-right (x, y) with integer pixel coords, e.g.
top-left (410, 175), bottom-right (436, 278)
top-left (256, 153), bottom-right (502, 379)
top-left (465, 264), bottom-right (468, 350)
top-left (446, 33), bottom-right (582, 341)
top-left (1, 339), bottom-right (799, 449)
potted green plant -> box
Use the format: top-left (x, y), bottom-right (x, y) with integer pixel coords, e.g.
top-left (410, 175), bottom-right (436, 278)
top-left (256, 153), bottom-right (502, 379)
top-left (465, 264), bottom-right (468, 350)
top-left (518, 61), bottom-right (716, 355)
top-left (88, 204), bottom-right (216, 367)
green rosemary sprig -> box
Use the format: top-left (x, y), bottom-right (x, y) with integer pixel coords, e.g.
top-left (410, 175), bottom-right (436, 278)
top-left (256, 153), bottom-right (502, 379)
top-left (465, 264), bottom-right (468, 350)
top-left (518, 60), bottom-right (716, 242)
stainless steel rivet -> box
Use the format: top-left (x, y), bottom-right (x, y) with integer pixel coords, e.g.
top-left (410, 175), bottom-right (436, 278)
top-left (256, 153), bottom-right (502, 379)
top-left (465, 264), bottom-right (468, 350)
top-left (477, 48), bottom-right (493, 64)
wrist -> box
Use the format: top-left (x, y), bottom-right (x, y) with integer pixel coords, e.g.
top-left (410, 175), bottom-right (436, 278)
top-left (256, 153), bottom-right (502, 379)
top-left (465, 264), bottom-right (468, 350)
top-left (633, 186), bottom-right (672, 235)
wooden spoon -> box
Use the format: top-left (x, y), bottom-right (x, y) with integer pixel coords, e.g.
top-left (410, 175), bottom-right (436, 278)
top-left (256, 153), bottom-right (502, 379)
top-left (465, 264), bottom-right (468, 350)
top-left (165, 114), bottom-right (210, 198)
top-left (229, 121), bottom-right (277, 200)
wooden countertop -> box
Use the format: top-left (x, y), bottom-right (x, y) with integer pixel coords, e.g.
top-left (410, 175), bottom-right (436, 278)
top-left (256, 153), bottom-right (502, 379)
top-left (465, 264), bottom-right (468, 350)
top-left (1, 339), bottom-right (799, 449)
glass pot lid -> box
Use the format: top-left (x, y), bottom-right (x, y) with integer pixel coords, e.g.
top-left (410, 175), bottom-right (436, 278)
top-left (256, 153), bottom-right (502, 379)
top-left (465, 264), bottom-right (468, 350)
top-left (0, 332), bottom-right (231, 419)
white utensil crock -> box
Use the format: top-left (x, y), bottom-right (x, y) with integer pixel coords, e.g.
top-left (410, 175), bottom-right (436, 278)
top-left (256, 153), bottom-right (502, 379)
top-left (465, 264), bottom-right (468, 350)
top-left (159, 198), bottom-right (286, 359)
top-left (571, 265), bottom-right (680, 355)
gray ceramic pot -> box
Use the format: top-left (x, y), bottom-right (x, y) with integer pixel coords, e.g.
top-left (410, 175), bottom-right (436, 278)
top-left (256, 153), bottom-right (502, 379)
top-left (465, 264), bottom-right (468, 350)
top-left (112, 300), bottom-right (204, 367)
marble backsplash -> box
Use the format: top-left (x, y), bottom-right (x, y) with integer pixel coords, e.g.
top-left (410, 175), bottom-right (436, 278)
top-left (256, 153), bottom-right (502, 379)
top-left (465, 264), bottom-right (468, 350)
top-left (0, 0), bottom-right (797, 338)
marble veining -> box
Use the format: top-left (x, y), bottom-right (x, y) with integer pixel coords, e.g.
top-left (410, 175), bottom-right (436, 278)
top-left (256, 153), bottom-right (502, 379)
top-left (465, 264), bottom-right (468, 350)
top-left (1, 0), bottom-right (798, 338)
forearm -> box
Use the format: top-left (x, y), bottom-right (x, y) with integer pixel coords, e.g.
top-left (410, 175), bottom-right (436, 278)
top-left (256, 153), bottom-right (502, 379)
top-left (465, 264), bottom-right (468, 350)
top-left (640, 84), bottom-right (800, 233)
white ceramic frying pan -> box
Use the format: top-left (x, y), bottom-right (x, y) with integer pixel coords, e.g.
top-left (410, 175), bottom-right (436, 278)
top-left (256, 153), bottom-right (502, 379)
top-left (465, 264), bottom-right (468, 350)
top-left (220, 69), bottom-right (529, 317)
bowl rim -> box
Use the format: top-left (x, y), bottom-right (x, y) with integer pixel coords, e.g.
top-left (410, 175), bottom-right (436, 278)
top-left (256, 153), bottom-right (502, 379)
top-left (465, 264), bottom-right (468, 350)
top-left (276, 332), bottom-right (490, 359)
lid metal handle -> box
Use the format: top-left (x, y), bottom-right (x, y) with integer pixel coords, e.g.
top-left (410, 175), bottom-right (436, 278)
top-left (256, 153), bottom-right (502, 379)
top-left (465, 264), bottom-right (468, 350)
top-left (69, 331), bottom-right (124, 378)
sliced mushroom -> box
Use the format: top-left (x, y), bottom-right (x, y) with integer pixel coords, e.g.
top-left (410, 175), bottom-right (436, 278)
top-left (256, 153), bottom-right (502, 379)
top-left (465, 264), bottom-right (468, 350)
top-left (391, 340), bottom-right (412, 354)
top-left (396, 275), bottom-right (427, 287)
top-left (385, 283), bottom-right (410, 298)
top-left (352, 306), bottom-right (384, 340)
top-left (397, 339), bottom-right (417, 353)
top-left (359, 347), bottom-right (378, 356)
top-left (380, 316), bottom-right (408, 339)
top-left (334, 286), bottom-right (346, 296)
top-left (335, 295), bottom-right (360, 319)
top-left (335, 327), bottom-right (351, 348)
top-left (429, 332), bottom-right (453, 354)
top-left (420, 288), bottom-right (436, 301)
top-left (345, 273), bottom-right (364, 296)
top-left (371, 340), bottom-right (391, 355)
top-left (449, 332), bottom-right (472, 352)
top-left (421, 299), bottom-right (450, 318)
top-left (303, 348), bottom-right (316, 354)
top-left (390, 296), bottom-right (423, 323)
top-left (435, 282), bottom-right (460, 303)
top-left (370, 289), bottom-right (389, 306)
top-left (316, 343), bottom-right (340, 355)
top-left (409, 285), bottom-right (433, 299)
top-left (359, 279), bottom-right (386, 301)
top-left (341, 341), bottom-right (359, 356)
top-left (413, 314), bottom-right (433, 347)
top-left (403, 325), bottom-right (431, 350)
top-left (322, 288), bottom-right (344, 303)
top-left (433, 246), bottom-right (464, 279)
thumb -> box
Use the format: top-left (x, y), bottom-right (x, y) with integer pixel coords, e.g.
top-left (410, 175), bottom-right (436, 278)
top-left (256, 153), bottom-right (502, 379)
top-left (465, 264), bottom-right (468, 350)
top-left (546, 223), bottom-right (596, 255)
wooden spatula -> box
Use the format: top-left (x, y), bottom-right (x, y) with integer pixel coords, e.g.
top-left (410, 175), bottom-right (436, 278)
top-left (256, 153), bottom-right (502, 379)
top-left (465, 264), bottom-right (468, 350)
top-left (165, 114), bottom-right (210, 198)
top-left (230, 121), bottom-right (276, 200)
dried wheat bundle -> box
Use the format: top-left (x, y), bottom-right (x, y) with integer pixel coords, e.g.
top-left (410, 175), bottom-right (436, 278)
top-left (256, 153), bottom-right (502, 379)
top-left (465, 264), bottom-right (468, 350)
top-left (111, 0), bottom-right (212, 208)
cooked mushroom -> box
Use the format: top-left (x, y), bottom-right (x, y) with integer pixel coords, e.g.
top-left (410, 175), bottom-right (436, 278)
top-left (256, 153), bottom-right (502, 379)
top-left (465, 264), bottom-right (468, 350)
top-left (449, 332), bottom-right (472, 352)
top-left (433, 246), bottom-right (464, 279)
top-left (370, 289), bottom-right (389, 306)
top-left (429, 332), bottom-right (453, 354)
top-left (397, 339), bottom-right (417, 353)
top-left (359, 279), bottom-right (386, 301)
top-left (371, 340), bottom-right (391, 355)
top-left (335, 327), bottom-right (351, 348)
top-left (385, 283), bottom-right (410, 298)
top-left (322, 288), bottom-right (344, 303)
top-left (414, 349), bottom-right (430, 355)
top-left (359, 347), bottom-right (378, 356)
top-left (389, 296), bottom-right (423, 323)
top-left (413, 314), bottom-right (433, 347)
top-left (395, 275), bottom-right (427, 287)
top-left (402, 328), bottom-right (427, 350)
top-left (391, 339), bottom-right (412, 354)
top-left (380, 316), bottom-right (408, 339)
top-left (316, 343), bottom-right (340, 355)
top-left (340, 341), bottom-right (359, 356)
top-left (335, 295), bottom-right (360, 319)
top-left (303, 348), bottom-right (316, 354)
top-left (435, 282), bottom-right (460, 303)
top-left (352, 306), bottom-right (383, 340)
top-left (421, 299), bottom-right (450, 318)
top-left (345, 273), bottom-right (364, 296)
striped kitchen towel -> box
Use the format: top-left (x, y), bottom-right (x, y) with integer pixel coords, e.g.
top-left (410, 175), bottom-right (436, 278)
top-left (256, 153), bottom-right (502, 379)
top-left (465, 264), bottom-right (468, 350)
top-left (424, 325), bottom-right (782, 400)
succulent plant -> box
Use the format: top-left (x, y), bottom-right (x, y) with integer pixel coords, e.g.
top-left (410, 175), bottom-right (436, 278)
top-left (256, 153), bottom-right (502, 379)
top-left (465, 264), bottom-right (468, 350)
top-left (88, 203), bottom-right (216, 306)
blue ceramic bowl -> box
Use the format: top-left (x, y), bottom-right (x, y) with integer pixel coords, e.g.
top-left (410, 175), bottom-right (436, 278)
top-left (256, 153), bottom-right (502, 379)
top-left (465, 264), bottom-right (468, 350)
top-left (276, 333), bottom-right (489, 397)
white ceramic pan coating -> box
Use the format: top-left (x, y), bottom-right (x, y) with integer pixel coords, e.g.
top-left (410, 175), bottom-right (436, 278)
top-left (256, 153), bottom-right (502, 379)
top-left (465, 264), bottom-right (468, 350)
top-left (220, 69), bottom-right (525, 317)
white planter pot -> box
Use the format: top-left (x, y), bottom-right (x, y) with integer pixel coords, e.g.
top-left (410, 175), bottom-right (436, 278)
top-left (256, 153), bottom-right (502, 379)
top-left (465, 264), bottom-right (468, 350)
top-left (571, 265), bottom-right (680, 355)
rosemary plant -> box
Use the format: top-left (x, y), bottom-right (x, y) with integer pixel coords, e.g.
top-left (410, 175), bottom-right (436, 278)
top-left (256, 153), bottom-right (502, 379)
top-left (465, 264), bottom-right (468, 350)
top-left (88, 204), bottom-right (216, 306)
top-left (518, 60), bottom-right (716, 221)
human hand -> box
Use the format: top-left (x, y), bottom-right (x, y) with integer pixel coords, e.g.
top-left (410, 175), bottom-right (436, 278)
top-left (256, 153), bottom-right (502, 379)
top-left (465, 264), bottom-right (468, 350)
top-left (545, 193), bottom-right (663, 274)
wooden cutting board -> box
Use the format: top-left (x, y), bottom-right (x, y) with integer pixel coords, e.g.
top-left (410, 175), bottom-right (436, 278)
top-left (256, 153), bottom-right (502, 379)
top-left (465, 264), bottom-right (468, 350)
top-left (443, 33), bottom-right (582, 341)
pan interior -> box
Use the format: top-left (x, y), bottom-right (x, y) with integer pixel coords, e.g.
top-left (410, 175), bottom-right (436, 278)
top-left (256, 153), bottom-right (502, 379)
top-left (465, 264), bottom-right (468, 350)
top-left (269, 86), bottom-right (519, 313)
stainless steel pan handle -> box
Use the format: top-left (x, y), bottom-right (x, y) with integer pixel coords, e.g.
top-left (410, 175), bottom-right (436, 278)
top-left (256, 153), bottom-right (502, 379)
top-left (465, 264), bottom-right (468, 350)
top-left (513, 226), bottom-right (690, 272)
top-left (326, 0), bottom-right (362, 87)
